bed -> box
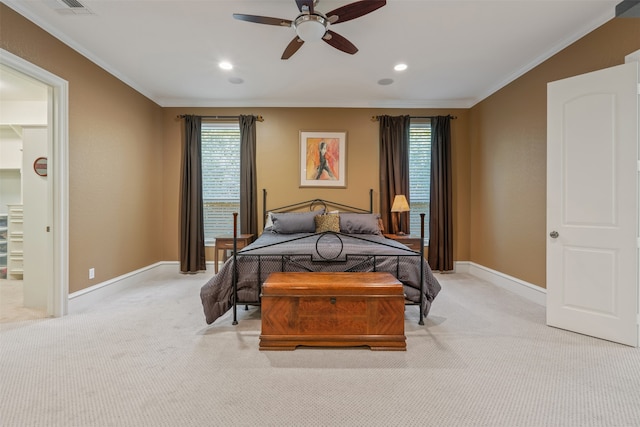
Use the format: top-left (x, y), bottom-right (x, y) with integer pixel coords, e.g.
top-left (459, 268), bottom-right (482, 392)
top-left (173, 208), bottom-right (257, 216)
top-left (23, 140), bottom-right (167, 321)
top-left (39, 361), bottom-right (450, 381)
top-left (200, 190), bottom-right (441, 326)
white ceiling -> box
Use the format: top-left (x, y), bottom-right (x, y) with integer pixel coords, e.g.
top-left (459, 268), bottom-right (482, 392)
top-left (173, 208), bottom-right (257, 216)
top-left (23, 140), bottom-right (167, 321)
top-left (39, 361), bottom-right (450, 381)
top-left (1, 0), bottom-right (622, 108)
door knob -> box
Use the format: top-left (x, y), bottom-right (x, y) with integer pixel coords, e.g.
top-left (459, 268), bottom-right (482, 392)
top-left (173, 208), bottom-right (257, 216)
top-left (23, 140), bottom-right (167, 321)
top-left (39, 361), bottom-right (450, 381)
top-left (549, 231), bottom-right (559, 238)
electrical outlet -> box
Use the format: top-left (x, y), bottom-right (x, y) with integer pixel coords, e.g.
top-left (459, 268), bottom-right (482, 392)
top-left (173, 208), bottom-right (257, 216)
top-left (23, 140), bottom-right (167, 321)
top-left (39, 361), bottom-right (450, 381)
top-left (89, 268), bottom-right (95, 279)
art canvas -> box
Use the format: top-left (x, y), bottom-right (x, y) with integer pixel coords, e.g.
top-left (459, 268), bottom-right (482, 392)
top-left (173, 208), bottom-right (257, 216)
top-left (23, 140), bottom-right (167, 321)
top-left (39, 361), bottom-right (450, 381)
top-left (299, 131), bottom-right (346, 188)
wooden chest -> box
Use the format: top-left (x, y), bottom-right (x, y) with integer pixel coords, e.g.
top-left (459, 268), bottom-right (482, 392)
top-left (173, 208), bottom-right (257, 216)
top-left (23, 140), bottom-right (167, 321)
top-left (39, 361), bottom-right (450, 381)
top-left (259, 272), bottom-right (406, 351)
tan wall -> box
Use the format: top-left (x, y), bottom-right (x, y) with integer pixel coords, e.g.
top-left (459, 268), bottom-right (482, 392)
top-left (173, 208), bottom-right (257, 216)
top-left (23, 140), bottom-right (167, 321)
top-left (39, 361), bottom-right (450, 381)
top-left (469, 17), bottom-right (640, 288)
top-left (162, 107), bottom-right (471, 264)
top-left (1, 5), bottom-right (165, 292)
top-left (1, 2), bottom-right (470, 293)
top-left (8, 3), bottom-right (635, 294)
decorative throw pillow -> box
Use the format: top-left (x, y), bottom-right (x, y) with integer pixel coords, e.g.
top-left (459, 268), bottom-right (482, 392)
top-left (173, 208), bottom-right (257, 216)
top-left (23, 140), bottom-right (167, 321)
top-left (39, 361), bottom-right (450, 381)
top-left (315, 214), bottom-right (340, 233)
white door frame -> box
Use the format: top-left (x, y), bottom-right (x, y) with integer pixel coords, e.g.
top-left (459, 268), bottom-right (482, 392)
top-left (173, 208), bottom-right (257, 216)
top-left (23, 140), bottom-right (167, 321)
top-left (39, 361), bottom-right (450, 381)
top-left (627, 48), bottom-right (640, 347)
top-left (0, 48), bottom-right (69, 317)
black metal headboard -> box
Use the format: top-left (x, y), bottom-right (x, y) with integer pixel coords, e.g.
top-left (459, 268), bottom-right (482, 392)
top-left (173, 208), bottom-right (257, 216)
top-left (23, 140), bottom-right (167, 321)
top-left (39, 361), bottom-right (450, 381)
top-left (262, 188), bottom-right (374, 222)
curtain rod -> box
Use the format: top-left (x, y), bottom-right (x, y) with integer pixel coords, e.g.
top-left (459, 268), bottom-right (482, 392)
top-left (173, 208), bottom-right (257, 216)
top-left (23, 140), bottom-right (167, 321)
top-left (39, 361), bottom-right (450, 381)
top-left (371, 114), bottom-right (457, 121)
top-left (176, 114), bottom-right (264, 122)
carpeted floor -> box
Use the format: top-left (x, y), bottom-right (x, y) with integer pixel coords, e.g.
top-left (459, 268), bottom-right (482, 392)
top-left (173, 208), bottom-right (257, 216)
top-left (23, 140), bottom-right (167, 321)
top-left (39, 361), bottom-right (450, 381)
top-left (0, 271), bottom-right (638, 427)
top-left (0, 279), bottom-right (47, 323)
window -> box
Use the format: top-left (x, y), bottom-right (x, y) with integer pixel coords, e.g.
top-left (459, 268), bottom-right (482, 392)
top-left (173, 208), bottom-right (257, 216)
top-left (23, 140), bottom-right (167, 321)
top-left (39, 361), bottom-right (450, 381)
top-left (201, 122), bottom-right (240, 244)
top-left (408, 121), bottom-right (431, 240)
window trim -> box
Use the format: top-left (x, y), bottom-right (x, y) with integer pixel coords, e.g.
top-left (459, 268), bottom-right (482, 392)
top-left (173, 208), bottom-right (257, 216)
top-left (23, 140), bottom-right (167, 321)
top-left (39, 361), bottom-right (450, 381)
top-left (201, 121), bottom-right (241, 245)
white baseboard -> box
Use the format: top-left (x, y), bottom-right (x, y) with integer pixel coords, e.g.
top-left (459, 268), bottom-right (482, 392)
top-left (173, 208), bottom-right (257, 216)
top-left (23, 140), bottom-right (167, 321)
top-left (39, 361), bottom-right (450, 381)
top-left (454, 261), bottom-right (546, 306)
top-left (67, 259), bottom-right (545, 314)
top-left (68, 261), bottom-right (214, 314)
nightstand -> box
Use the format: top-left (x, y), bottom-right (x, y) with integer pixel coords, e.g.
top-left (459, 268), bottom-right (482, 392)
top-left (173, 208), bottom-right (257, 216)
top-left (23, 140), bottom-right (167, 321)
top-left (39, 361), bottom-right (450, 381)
top-left (214, 234), bottom-right (254, 273)
top-left (383, 234), bottom-right (423, 251)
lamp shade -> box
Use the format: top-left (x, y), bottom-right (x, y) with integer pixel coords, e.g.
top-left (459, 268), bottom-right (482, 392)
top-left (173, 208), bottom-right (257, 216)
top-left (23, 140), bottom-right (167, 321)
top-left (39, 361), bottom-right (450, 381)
top-left (294, 14), bottom-right (327, 42)
top-left (390, 195), bottom-right (410, 212)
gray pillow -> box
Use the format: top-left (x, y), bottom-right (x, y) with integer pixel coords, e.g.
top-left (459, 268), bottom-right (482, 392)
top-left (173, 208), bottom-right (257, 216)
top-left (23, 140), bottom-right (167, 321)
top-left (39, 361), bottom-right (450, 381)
top-left (271, 210), bottom-right (324, 234)
top-left (339, 213), bottom-right (382, 234)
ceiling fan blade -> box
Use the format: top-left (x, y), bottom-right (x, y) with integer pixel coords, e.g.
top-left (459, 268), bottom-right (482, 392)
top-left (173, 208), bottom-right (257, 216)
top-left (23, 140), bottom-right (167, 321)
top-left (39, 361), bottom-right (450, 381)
top-left (282, 37), bottom-right (305, 60)
top-left (295, 0), bottom-right (314, 13)
top-left (326, 0), bottom-right (386, 24)
top-left (232, 14), bottom-right (292, 27)
top-left (323, 30), bottom-right (358, 55)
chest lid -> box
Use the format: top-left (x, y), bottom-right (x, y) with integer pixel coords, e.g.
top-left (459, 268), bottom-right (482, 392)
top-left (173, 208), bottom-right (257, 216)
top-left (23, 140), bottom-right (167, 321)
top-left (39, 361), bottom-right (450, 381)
top-left (262, 272), bottom-right (403, 297)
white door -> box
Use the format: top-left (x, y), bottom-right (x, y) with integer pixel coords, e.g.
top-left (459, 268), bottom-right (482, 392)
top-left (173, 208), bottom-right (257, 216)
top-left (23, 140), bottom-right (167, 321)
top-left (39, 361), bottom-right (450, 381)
top-left (547, 61), bottom-right (639, 347)
top-left (22, 126), bottom-right (51, 309)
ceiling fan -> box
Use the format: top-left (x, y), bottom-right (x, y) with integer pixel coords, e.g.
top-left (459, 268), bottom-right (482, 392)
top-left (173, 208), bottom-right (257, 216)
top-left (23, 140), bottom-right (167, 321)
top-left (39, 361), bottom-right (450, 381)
top-left (233, 0), bottom-right (386, 60)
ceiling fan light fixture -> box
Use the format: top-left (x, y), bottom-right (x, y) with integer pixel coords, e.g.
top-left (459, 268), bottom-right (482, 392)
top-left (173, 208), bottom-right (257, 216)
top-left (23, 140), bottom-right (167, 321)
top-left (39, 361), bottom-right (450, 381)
top-left (294, 14), bottom-right (327, 42)
top-left (233, 0), bottom-right (386, 58)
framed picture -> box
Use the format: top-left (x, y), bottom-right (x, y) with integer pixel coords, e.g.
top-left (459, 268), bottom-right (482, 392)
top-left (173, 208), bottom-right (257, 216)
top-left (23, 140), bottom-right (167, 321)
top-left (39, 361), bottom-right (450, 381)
top-left (299, 131), bottom-right (346, 188)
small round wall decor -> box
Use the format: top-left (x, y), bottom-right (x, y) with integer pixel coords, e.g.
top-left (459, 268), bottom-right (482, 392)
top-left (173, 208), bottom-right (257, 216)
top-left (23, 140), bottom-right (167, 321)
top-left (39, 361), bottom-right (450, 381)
top-left (33, 157), bottom-right (48, 177)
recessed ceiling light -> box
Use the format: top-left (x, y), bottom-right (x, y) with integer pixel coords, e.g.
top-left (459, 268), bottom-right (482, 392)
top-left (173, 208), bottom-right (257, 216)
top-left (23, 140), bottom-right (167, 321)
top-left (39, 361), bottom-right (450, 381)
top-left (378, 78), bottom-right (394, 86)
top-left (219, 61), bottom-right (233, 70)
top-left (394, 63), bottom-right (408, 71)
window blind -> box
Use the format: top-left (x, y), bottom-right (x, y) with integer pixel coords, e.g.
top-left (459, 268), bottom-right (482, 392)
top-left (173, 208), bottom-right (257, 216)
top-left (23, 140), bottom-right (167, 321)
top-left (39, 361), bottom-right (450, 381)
top-left (408, 121), bottom-right (431, 240)
top-left (201, 122), bottom-right (240, 243)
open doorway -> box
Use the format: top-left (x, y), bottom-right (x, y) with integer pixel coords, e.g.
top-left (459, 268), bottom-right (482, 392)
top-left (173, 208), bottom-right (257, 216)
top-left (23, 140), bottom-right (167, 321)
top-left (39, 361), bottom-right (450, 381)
top-left (0, 49), bottom-right (69, 320)
top-left (0, 64), bottom-right (48, 321)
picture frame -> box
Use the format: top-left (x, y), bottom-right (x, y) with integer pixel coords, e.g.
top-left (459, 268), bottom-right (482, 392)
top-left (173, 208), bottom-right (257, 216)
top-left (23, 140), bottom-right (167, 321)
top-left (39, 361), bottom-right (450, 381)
top-left (299, 131), bottom-right (347, 188)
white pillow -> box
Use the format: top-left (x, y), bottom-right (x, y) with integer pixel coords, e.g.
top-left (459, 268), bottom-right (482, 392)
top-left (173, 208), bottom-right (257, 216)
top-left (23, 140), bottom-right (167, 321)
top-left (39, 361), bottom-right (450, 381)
top-left (264, 212), bottom-right (274, 230)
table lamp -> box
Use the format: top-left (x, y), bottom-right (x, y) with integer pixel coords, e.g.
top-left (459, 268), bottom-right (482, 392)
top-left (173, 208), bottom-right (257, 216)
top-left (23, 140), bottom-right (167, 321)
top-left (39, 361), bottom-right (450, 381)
top-left (391, 195), bottom-right (410, 235)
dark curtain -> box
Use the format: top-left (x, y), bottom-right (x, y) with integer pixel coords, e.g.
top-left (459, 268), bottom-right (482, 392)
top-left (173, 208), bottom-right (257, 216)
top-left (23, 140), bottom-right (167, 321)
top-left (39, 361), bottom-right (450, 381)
top-left (180, 115), bottom-right (206, 273)
top-left (428, 116), bottom-right (454, 271)
top-left (379, 115), bottom-right (410, 234)
top-left (239, 115), bottom-right (258, 236)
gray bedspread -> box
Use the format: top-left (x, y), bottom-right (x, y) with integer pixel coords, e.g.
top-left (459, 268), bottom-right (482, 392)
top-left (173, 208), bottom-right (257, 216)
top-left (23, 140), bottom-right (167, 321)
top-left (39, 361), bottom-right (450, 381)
top-left (200, 231), bottom-right (441, 325)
